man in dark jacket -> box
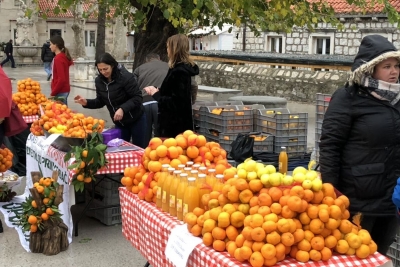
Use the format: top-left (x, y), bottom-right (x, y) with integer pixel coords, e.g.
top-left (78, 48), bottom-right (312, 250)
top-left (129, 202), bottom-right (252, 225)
top-left (319, 34), bottom-right (400, 255)
top-left (133, 53), bottom-right (168, 146)
top-left (41, 40), bottom-right (55, 81)
top-left (1, 40), bottom-right (16, 68)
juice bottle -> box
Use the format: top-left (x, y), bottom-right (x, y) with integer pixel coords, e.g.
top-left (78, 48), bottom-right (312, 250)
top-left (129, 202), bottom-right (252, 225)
top-left (197, 173), bottom-right (210, 208)
top-left (176, 173), bottom-right (188, 221)
top-left (206, 169), bottom-right (217, 189)
top-left (213, 174), bottom-right (225, 192)
top-left (169, 170), bottom-right (182, 217)
top-left (184, 167), bottom-right (192, 176)
top-left (279, 146), bottom-right (288, 175)
top-left (183, 177), bottom-right (199, 217)
top-left (156, 164), bottom-right (170, 209)
top-left (177, 164), bottom-right (186, 171)
top-left (192, 164), bottom-right (201, 171)
top-left (162, 167), bottom-right (175, 212)
top-left (199, 166), bottom-right (207, 175)
top-left (186, 161), bottom-right (194, 168)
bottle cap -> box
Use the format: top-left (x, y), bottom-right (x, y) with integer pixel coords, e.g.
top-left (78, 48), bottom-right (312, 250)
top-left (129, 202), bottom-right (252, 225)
top-left (180, 173), bottom-right (188, 177)
top-left (188, 177), bottom-right (196, 182)
top-left (178, 164), bottom-right (185, 169)
top-left (162, 164), bottom-right (170, 168)
top-left (173, 170), bottom-right (182, 174)
top-left (168, 167), bottom-right (176, 172)
top-left (186, 161), bottom-right (194, 166)
top-left (281, 146), bottom-right (286, 149)
top-left (191, 170), bottom-right (198, 174)
top-left (199, 166), bottom-right (207, 171)
top-left (193, 164), bottom-right (201, 168)
top-left (216, 174), bottom-right (224, 179)
top-left (208, 169), bottom-right (216, 173)
top-left (198, 174), bottom-right (206, 178)
top-left (184, 167), bottom-right (192, 171)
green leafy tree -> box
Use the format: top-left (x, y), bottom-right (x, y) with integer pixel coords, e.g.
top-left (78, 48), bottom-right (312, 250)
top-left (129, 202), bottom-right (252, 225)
top-left (36, 0), bottom-right (400, 68)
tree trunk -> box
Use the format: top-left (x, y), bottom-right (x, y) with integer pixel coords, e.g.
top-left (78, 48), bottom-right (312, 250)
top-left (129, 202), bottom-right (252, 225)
top-left (111, 16), bottom-right (127, 60)
top-left (132, 6), bottom-right (178, 70)
top-left (71, 1), bottom-right (86, 59)
top-left (95, 0), bottom-right (106, 60)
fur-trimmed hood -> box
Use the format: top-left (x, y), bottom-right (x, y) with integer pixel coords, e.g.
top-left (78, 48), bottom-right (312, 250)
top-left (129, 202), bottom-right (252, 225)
top-left (349, 35), bottom-right (400, 85)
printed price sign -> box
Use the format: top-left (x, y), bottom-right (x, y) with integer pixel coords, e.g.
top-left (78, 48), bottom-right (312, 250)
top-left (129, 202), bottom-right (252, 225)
top-left (165, 224), bottom-right (202, 267)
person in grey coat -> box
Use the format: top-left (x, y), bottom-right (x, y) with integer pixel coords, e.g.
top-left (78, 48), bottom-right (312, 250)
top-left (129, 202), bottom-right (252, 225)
top-left (133, 53), bottom-right (168, 145)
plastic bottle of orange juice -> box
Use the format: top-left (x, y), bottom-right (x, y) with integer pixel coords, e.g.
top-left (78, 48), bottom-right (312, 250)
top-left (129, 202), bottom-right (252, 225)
top-left (206, 169), bottom-right (217, 189)
top-left (184, 167), bottom-right (192, 176)
top-left (197, 173), bottom-right (210, 207)
top-left (177, 164), bottom-right (185, 171)
top-left (183, 177), bottom-right (199, 217)
top-left (199, 166), bottom-right (207, 175)
top-left (192, 164), bottom-right (201, 171)
top-left (176, 173), bottom-right (188, 221)
top-left (156, 164), bottom-right (170, 209)
top-left (162, 167), bottom-right (175, 212)
top-left (279, 146), bottom-right (288, 175)
top-left (169, 170), bottom-right (182, 217)
top-left (186, 161), bottom-right (194, 168)
top-left (213, 174), bottom-right (225, 192)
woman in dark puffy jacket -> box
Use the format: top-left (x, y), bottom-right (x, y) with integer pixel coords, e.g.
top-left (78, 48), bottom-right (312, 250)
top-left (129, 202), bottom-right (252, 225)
top-left (74, 53), bottom-right (146, 148)
top-left (319, 34), bottom-right (400, 255)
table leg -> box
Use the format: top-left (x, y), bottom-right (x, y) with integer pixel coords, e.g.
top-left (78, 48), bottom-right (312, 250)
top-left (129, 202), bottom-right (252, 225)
top-left (74, 180), bottom-right (96, 236)
top-left (143, 262), bottom-right (150, 267)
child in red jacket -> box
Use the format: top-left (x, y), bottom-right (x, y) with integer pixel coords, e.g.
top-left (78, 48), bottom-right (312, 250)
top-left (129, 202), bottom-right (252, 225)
top-left (49, 36), bottom-right (73, 105)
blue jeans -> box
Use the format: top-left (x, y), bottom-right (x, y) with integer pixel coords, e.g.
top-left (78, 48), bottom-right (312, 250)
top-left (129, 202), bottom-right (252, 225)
top-left (44, 62), bottom-right (52, 76)
top-left (55, 92), bottom-right (69, 106)
top-left (115, 112), bottom-right (147, 148)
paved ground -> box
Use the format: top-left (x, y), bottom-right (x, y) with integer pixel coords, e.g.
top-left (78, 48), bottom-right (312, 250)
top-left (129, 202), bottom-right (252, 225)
top-left (0, 66), bottom-right (316, 266)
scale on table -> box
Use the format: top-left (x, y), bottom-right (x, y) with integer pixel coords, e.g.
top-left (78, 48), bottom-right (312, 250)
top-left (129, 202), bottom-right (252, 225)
top-left (106, 146), bottom-right (141, 153)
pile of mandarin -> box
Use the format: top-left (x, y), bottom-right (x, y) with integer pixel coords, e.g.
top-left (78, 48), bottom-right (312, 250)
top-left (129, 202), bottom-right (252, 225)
top-left (12, 78), bottom-right (48, 116)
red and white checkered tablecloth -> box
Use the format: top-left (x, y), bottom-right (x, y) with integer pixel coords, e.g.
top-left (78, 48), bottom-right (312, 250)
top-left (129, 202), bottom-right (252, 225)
top-left (23, 115), bottom-right (39, 124)
top-left (45, 141), bottom-right (143, 183)
top-left (119, 187), bottom-right (392, 267)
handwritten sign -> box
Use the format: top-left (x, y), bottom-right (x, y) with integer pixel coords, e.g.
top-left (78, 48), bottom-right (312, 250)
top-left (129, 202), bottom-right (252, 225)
top-left (165, 224), bottom-right (202, 267)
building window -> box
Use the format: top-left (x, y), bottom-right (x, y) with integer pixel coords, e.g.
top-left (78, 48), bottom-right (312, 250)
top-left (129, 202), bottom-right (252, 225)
top-left (265, 35), bottom-right (285, 53)
top-left (315, 38), bottom-right (330, 54)
top-left (50, 29), bottom-right (62, 37)
top-left (85, 30), bottom-right (96, 47)
top-left (309, 33), bottom-right (334, 55)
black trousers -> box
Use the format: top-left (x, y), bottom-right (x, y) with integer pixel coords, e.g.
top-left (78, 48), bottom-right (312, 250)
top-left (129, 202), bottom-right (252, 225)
top-left (143, 102), bottom-right (158, 146)
top-left (355, 213), bottom-right (398, 255)
top-left (1, 54), bottom-right (16, 68)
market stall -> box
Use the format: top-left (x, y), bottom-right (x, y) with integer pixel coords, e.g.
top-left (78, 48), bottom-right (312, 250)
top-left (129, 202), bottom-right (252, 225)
top-left (119, 188), bottom-right (392, 267)
top-left (24, 133), bottom-right (144, 248)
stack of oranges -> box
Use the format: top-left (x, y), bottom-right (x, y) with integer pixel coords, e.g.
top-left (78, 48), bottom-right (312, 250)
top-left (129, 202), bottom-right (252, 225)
top-left (24, 177), bottom-right (62, 233)
top-left (182, 178), bottom-right (378, 266)
top-left (29, 101), bottom-right (105, 138)
top-left (120, 130), bottom-right (236, 203)
top-left (12, 78), bottom-right (48, 116)
top-left (0, 147), bottom-right (13, 172)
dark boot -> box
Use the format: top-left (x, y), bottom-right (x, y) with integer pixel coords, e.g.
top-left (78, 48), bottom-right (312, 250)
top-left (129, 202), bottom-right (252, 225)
top-left (0, 219), bottom-right (3, 233)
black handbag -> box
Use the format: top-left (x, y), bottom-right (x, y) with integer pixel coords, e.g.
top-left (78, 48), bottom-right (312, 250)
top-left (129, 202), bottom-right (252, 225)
top-left (229, 133), bottom-right (254, 162)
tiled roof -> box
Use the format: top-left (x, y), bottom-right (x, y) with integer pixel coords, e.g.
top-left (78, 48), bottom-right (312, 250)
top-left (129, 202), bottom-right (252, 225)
top-left (38, 0), bottom-right (98, 19)
top-left (320, 0), bottom-right (400, 14)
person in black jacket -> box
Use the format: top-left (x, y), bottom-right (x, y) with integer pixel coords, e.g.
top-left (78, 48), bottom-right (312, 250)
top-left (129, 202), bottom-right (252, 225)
top-left (144, 34), bottom-right (199, 138)
top-left (1, 39), bottom-right (16, 68)
top-left (74, 53), bottom-right (146, 148)
top-left (319, 34), bottom-right (400, 255)
top-left (41, 40), bottom-right (55, 81)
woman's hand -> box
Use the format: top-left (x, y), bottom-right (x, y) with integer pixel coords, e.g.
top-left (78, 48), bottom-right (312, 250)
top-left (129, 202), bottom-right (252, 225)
top-left (144, 86), bottom-right (159, 96)
top-left (74, 95), bottom-right (87, 106)
top-left (114, 108), bottom-right (124, 121)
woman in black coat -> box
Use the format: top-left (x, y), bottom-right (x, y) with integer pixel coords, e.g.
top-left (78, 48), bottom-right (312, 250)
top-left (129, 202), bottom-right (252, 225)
top-left (319, 35), bottom-right (400, 255)
top-left (144, 34), bottom-right (199, 138)
top-left (74, 53), bottom-right (146, 148)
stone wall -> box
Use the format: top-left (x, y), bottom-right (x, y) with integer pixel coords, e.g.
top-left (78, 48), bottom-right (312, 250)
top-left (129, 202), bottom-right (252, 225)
top-left (233, 18), bottom-right (400, 55)
top-left (195, 61), bottom-right (349, 103)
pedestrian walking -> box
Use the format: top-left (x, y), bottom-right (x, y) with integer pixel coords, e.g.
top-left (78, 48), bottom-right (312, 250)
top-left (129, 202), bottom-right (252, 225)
top-left (41, 39), bottom-right (55, 81)
top-left (133, 53), bottom-right (168, 146)
top-left (1, 39), bottom-right (16, 68)
top-left (49, 35), bottom-right (73, 105)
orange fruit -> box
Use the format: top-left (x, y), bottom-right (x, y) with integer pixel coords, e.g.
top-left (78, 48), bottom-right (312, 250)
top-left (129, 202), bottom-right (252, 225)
top-left (30, 224), bottom-right (38, 232)
top-left (266, 231), bottom-right (281, 245)
top-left (309, 249), bottom-right (322, 261)
top-left (239, 245), bottom-right (253, 260)
top-left (212, 240), bottom-right (225, 252)
top-left (339, 220), bottom-right (353, 234)
top-left (251, 227), bottom-right (266, 242)
top-left (335, 239), bottom-right (350, 254)
top-left (41, 213), bottom-right (49, 221)
top-left (28, 215), bottom-right (38, 224)
top-left (320, 246), bottom-right (332, 261)
top-left (261, 243), bottom-right (277, 260)
top-left (309, 219), bottom-right (324, 234)
top-left (295, 250), bottom-right (310, 263)
top-left (249, 251), bottom-right (264, 267)
top-left (281, 232), bottom-right (295, 247)
top-left (202, 232), bottom-right (213, 246)
top-left (310, 236), bottom-right (325, 251)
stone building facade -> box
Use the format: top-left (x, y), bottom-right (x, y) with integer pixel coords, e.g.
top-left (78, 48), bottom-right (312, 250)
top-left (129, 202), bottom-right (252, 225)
top-left (232, 18), bottom-right (400, 55)
top-left (0, 0), bottom-right (129, 62)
